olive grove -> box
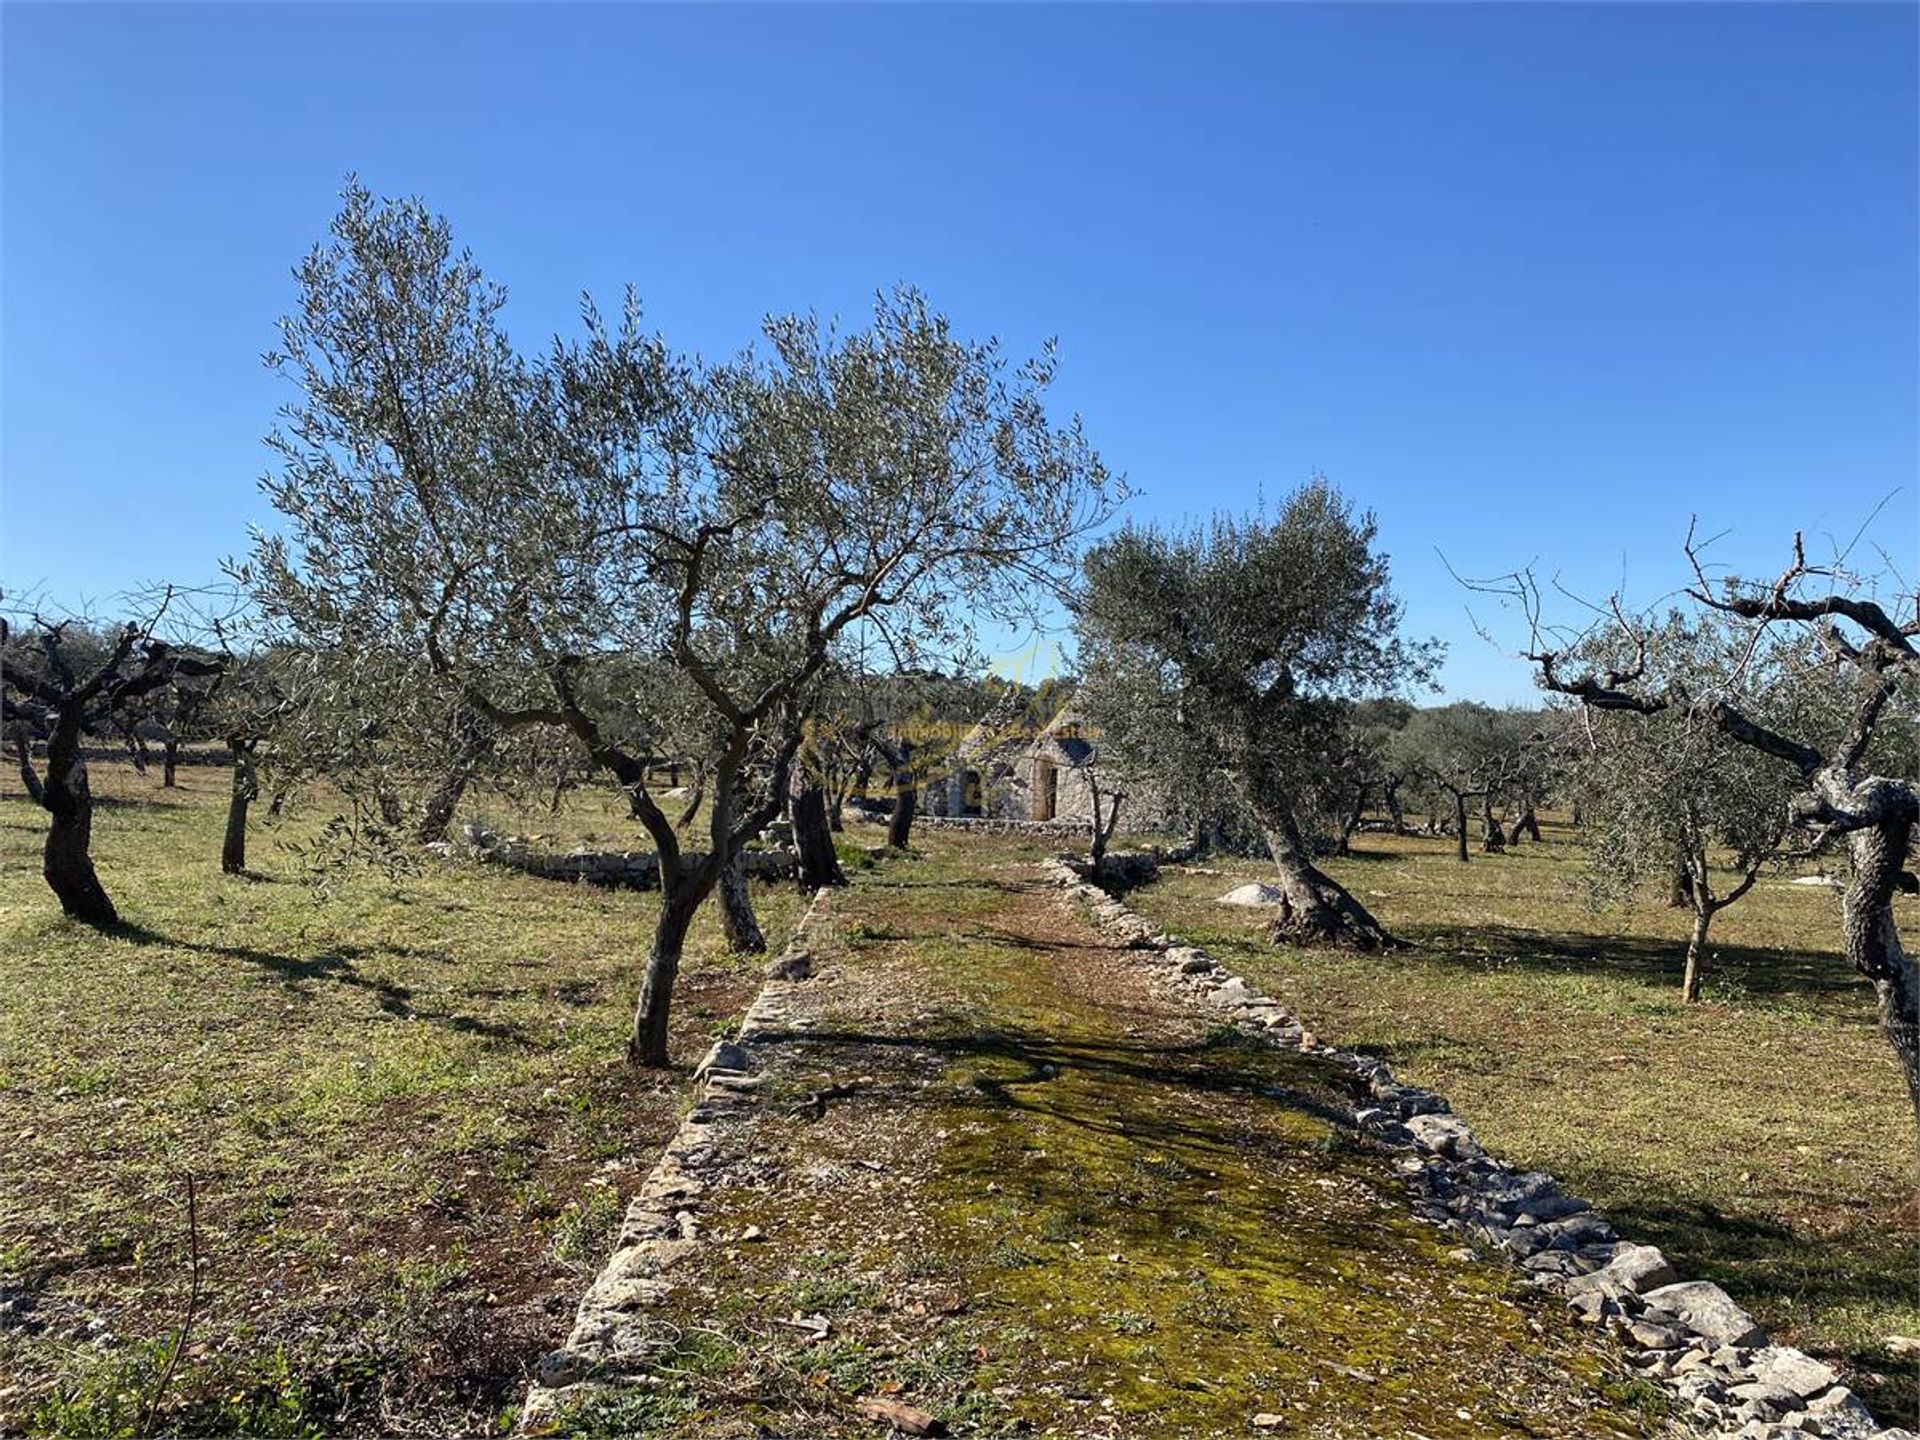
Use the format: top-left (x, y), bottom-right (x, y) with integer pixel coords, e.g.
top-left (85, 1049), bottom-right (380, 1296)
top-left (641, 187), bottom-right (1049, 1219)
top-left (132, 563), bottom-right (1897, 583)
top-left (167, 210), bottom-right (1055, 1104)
top-left (1525, 535), bottom-right (1920, 1130)
top-left (1074, 481), bottom-right (1439, 949)
top-left (0, 611), bottom-right (223, 923)
top-left (243, 183), bottom-right (1121, 1066)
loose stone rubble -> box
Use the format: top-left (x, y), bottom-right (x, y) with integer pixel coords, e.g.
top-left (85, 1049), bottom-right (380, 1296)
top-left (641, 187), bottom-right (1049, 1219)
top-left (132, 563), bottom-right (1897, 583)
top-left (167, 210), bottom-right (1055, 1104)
top-left (909, 814), bottom-right (1095, 839)
top-left (1042, 855), bottom-right (1910, 1440)
top-left (449, 820), bottom-right (799, 888)
top-left (518, 888), bottom-right (835, 1433)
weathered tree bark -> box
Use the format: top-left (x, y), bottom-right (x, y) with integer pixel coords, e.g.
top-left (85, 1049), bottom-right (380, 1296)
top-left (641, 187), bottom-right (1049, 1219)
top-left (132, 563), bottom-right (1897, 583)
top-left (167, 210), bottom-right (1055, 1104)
top-left (1334, 785), bottom-right (1366, 857)
top-left (1682, 903), bottom-right (1712, 1004)
top-left (824, 764), bottom-right (849, 833)
top-left (122, 725), bottom-right (149, 776)
top-left (718, 849), bottom-right (766, 953)
top-left (1481, 796), bottom-right (1506, 853)
top-left (876, 738), bottom-right (916, 849)
top-left (162, 737), bottom-right (180, 788)
top-left (42, 717), bottom-right (117, 925)
top-left (1515, 805), bottom-right (1542, 843)
top-left (1258, 804), bottom-right (1401, 950)
top-left (416, 711), bottom-right (496, 844)
top-left (1842, 804), bottom-right (1920, 1134)
top-left (11, 726), bottom-right (44, 804)
top-left (222, 738), bottom-right (258, 874)
top-left (792, 776), bottom-right (847, 888)
top-left (1667, 865), bottom-right (1695, 909)
top-left (1383, 774), bottom-right (1407, 835)
top-left (1088, 778), bottom-right (1124, 873)
top-left (629, 870), bottom-right (710, 1067)
top-left (1452, 793), bottom-right (1470, 863)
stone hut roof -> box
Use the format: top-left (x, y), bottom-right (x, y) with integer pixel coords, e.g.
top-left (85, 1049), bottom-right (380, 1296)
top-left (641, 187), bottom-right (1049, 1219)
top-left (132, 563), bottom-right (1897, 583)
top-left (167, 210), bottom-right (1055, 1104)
top-left (1032, 706), bottom-right (1096, 768)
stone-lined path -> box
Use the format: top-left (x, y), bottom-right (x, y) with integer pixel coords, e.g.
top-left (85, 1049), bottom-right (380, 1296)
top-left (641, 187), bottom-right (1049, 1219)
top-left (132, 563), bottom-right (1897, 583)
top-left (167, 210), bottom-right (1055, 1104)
top-left (529, 856), bottom-right (1681, 1438)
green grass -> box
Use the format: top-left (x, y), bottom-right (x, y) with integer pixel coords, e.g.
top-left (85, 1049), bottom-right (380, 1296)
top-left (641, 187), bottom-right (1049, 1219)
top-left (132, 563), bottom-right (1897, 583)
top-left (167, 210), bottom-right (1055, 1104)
top-left (0, 761), bottom-right (804, 1437)
top-left (7, 775), bottom-right (1913, 1432)
top-left (1120, 821), bottom-right (1920, 1422)
top-left (567, 834), bottom-right (1667, 1439)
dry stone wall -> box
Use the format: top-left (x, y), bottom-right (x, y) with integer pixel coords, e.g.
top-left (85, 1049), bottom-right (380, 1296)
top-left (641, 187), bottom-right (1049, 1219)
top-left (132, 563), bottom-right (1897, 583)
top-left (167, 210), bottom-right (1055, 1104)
top-left (1042, 856), bottom-right (1910, 1440)
top-left (519, 887), bottom-right (835, 1432)
top-left (454, 822), bottom-right (799, 889)
top-left (910, 814), bottom-right (1092, 840)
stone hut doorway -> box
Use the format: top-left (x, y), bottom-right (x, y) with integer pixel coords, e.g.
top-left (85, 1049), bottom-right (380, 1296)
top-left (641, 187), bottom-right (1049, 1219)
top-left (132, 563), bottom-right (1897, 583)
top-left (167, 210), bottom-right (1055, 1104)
top-left (1032, 758), bottom-right (1058, 821)
top-left (960, 768), bottom-right (983, 816)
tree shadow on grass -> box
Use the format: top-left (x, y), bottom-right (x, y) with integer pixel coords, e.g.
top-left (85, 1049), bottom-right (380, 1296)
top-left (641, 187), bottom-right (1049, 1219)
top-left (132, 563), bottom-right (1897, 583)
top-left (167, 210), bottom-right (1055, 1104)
top-left (1401, 922), bottom-right (1862, 1004)
top-left (760, 1019), bottom-right (1365, 1154)
top-left (108, 921), bottom-right (533, 1045)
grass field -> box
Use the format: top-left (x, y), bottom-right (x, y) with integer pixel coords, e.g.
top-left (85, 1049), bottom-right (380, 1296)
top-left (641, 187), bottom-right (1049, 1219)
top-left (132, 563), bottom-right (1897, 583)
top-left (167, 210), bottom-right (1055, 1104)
top-left (0, 762), bottom-right (805, 1437)
top-left (3, 769), bottom-right (1914, 1433)
top-left (1119, 823), bottom-right (1920, 1424)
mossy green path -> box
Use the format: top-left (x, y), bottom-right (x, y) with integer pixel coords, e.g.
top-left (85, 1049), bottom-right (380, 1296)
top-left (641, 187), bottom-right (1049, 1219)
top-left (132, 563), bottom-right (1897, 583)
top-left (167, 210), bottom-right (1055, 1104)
top-left (576, 852), bottom-right (1674, 1439)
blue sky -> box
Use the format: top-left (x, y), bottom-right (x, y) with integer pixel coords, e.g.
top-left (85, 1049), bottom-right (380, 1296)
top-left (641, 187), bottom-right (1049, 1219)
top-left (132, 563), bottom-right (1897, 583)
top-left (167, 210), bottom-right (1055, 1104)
top-left (4, 2), bottom-right (1914, 703)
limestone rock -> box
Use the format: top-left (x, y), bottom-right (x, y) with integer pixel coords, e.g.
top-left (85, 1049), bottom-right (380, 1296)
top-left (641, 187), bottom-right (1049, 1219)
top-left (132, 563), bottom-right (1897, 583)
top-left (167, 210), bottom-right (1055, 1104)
top-left (1641, 1280), bottom-right (1767, 1348)
top-left (694, 1040), bottom-right (751, 1080)
top-left (1404, 1112), bottom-right (1484, 1161)
top-left (1598, 1242), bottom-right (1680, 1295)
top-left (1744, 1344), bottom-right (1839, 1400)
top-left (1219, 883), bottom-right (1285, 907)
top-left (1802, 1385), bottom-right (1878, 1439)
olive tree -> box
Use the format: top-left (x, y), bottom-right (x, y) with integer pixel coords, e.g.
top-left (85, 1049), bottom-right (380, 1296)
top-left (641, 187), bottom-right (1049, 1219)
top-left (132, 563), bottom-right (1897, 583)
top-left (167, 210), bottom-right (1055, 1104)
top-left (1, 611), bottom-right (222, 923)
top-left (1561, 611), bottom-right (1822, 1001)
top-left (1394, 703), bottom-right (1536, 861)
top-left (1315, 698), bottom-right (1412, 856)
top-left (247, 183), bottom-right (1119, 1067)
top-left (1525, 532), bottom-right (1920, 1132)
top-left (1075, 482), bottom-right (1439, 949)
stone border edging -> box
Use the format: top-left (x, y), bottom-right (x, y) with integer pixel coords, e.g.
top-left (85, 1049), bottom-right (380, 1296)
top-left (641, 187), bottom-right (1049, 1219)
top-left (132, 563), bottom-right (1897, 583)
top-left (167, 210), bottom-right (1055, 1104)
top-left (450, 823), bottom-right (800, 889)
top-left (518, 887), bottom-right (836, 1433)
top-left (1041, 856), bottom-right (1908, 1440)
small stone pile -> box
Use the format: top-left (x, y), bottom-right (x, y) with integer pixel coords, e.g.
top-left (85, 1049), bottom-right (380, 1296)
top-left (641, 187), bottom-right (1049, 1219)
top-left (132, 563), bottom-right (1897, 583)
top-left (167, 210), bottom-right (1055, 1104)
top-left (1041, 856), bottom-right (1910, 1440)
top-left (454, 821), bottom-right (799, 889)
top-left (519, 888), bottom-right (836, 1432)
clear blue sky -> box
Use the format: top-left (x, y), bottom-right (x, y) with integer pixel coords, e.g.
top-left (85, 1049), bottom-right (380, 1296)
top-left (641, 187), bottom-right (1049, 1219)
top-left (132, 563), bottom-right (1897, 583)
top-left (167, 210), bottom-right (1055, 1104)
top-left (4, 2), bottom-right (1915, 703)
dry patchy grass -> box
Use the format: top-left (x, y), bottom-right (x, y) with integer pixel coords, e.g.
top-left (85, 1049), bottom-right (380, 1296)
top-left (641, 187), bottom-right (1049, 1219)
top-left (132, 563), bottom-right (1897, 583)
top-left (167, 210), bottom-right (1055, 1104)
top-left (1118, 823), bottom-right (1920, 1422)
top-left (0, 762), bottom-right (804, 1437)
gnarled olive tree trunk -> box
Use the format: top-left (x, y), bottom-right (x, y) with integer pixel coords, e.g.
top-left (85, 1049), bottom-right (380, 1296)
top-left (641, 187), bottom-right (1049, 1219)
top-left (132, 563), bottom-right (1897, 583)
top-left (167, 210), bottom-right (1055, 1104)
top-left (718, 849), bottom-right (766, 954)
top-left (1480, 795), bottom-right (1506, 853)
top-left (1843, 802), bottom-right (1920, 1135)
top-left (1667, 864), bottom-right (1695, 910)
top-left (792, 775), bottom-right (846, 888)
top-left (222, 738), bottom-right (258, 874)
top-left (1383, 774), bottom-right (1407, 835)
top-left (1257, 803), bottom-right (1400, 951)
top-left (10, 724), bottom-right (43, 805)
top-left (41, 716), bottom-right (117, 925)
top-left (122, 724), bottom-right (149, 776)
top-left (416, 709), bottom-right (496, 844)
top-left (873, 735), bottom-right (916, 849)
top-left (162, 737), bottom-right (180, 788)
top-left (1333, 785), bottom-right (1366, 857)
top-left (628, 849), bottom-right (733, 1067)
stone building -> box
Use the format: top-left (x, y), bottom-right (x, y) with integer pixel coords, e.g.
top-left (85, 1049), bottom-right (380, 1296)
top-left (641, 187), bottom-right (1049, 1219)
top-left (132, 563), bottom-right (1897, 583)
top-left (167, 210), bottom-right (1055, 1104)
top-left (925, 705), bottom-right (1161, 827)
